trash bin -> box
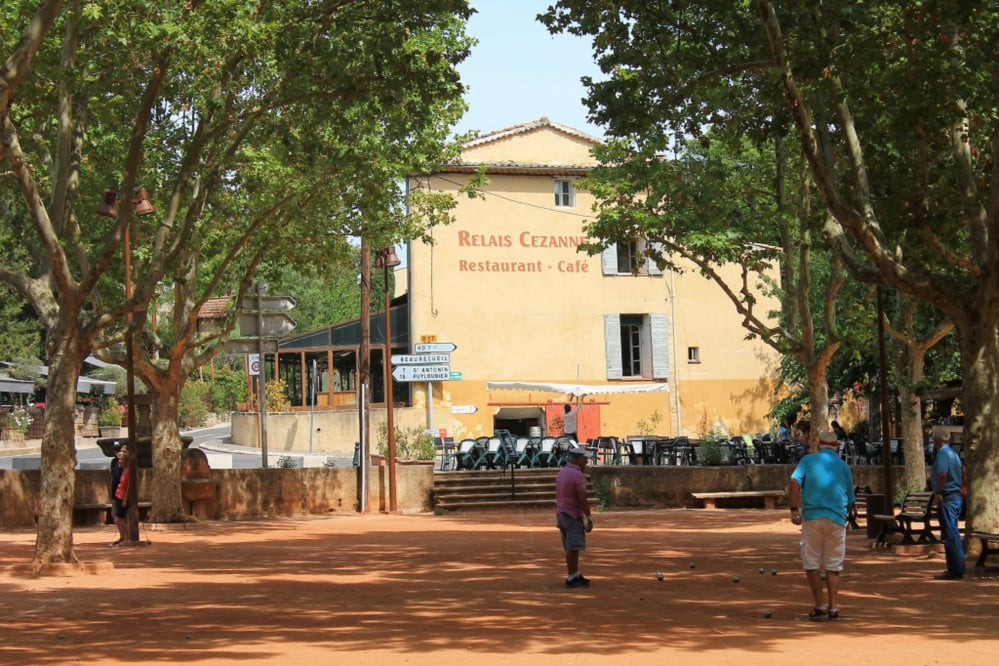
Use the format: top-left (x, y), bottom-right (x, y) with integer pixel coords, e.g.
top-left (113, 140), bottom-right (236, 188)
top-left (866, 493), bottom-right (889, 539)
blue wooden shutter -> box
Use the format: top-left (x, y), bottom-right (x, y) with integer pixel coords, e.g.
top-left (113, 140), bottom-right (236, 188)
top-left (650, 313), bottom-right (670, 379)
top-left (604, 314), bottom-right (623, 379)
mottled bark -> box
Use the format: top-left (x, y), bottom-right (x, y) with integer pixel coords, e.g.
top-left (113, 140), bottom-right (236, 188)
top-left (957, 322), bottom-right (999, 547)
top-left (33, 324), bottom-right (88, 569)
top-left (148, 388), bottom-right (186, 523)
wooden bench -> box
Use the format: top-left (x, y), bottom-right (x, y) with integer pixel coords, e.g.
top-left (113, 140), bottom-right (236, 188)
top-left (73, 501), bottom-right (152, 526)
top-left (968, 531), bottom-right (999, 573)
top-left (847, 486), bottom-right (873, 530)
top-left (692, 490), bottom-right (785, 510)
top-left (873, 491), bottom-right (937, 546)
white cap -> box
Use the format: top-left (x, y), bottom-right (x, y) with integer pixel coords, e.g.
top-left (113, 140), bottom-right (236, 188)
top-left (818, 430), bottom-right (839, 446)
top-left (568, 446), bottom-right (588, 457)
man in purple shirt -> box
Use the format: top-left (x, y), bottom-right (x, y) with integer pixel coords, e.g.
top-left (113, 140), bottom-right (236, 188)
top-left (556, 446), bottom-right (593, 588)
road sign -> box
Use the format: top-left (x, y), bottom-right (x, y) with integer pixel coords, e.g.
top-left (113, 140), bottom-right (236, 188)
top-left (248, 354), bottom-right (261, 376)
top-left (451, 404), bottom-right (478, 414)
top-left (239, 312), bottom-right (297, 337)
top-left (391, 353), bottom-right (450, 365)
top-left (450, 371), bottom-right (463, 380)
top-left (392, 365), bottom-right (451, 382)
top-left (240, 295), bottom-right (298, 312)
top-left (224, 338), bottom-right (278, 354)
top-left (414, 342), bottom-right (457, 354)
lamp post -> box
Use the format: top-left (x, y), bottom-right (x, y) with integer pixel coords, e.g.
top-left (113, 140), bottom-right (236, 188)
top-left (97, 186), bottom-right (155, 541)
top-left (374, 246), bottom-right (402, 512)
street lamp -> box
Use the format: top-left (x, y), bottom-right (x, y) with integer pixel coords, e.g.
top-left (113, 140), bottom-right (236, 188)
top-left (97, 186), bottom-right (155, 541)
top-left (374, 246), bottom-right (401, 512)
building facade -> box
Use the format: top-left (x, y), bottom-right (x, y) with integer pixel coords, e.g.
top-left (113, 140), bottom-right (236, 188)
top-left (404, 117), bottom-right (781, 441)
top-left (234, 118), bottom-right (784, 453)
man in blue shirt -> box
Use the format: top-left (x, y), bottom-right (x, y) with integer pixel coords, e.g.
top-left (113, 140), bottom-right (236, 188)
top-left (789, 430), bottom-right (856, 620)
top-left (931, 426), bottom-right (965, 580)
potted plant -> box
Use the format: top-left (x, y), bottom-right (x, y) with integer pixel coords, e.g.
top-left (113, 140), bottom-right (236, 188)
top-left (98, 400), bottom-right (124, 437)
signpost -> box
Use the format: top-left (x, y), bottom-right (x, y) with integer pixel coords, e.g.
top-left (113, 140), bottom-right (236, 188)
top-left (451, 405), bottom-right (478, 414)
top-left (241, 285), bottom-right (297, 468)
top-left (224, 338), bottom-right (278, 354)
top-left (392, 365), bottom-right (451, 382)
top-left (391, 353), bottom-right (450, 365)
top-left (414, 342), bottom-right (457, 354)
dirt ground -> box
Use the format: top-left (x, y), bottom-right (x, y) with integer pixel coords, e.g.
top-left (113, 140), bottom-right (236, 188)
top-left (1, 508), bottom-right (996, 666)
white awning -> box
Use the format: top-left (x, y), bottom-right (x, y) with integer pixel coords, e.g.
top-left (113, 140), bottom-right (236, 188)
top-left (486, 381), bottom-right (669, 397)
top-left (0, 375), bottom-right (35, 394)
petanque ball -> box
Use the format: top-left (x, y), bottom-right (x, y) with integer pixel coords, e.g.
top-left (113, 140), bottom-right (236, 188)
top-left (758, 567), bottom-right (765, 574)
top-left (732, 575), bottom-right (740, 583)
top-left (689, 562), bottom-right (696, 569)
top-left (656, 571), bottom-right (664, 581)
top-left (771, 569), bottom-right (778, 576)
top-left (762, 610), bottom-right (772, 618)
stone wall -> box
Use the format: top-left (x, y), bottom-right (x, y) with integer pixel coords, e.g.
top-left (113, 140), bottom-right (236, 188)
top-left (0, 463), bottom-right (434, 528)
top-left (0, 463), bottom-right (901, 528)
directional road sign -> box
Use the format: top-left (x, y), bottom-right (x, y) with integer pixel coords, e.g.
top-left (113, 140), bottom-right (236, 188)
top-left (239, 312), bottom-right (297, 338)
top-left (451, 404), bottom-right (478, 414)
top-left (414, 342), bottom-right (457, 354)
top-left (223, 338), bottom-right (278, 354)
top-left (392, 365), bottom-right (451, 382)
top-left (240, 295), bottom-right (298, 312)
top-left (391, 353), bottom-right (450, 365)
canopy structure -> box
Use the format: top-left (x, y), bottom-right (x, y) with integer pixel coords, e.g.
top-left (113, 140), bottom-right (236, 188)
top-left (486, 381), bottom-right (669, 398)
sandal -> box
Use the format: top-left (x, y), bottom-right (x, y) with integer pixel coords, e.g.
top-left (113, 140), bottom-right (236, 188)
top-left (828, 608), bottom-right (841, 620)
top-left (808, 606), bottom-right (828, 620)
top-left (108, 538), bottom-right (123, 548)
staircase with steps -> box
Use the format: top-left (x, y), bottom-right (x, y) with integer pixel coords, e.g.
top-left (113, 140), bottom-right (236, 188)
top-left (432, 468), bottom-right (597, 512)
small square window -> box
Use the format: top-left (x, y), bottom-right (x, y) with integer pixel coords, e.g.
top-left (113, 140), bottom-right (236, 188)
top-left (687, 347), bottom-right (700, 363)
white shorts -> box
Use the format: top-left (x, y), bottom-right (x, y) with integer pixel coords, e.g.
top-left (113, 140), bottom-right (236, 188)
top-left (800, 517), bottom-right (846, 572)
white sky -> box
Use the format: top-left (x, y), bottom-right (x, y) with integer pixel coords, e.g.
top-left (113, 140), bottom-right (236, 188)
top-left (454, 0), bottom-right (604, 139)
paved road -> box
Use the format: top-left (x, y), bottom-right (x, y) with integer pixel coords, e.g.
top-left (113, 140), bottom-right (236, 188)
top-left (0, 421), bottom-right (350, 470)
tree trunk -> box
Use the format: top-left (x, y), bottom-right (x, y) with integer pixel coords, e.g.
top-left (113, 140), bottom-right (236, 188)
top-left (957, 321), bottom-right (999, 543)
top-left (895, 345), bottom-right (928, 493)
top-left (804, 357), bottom-right (831, 453)
top-left (148, 385), bottom-right (186, 523)
top-left (33, 332), bottom-right (87, 569)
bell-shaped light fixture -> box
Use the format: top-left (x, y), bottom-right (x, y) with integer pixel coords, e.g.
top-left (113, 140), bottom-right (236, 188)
top-left (132, 187), bottom-right (155, 216)
top-left (96, 191), bottom-right (119, 218)
top-left (374, 245), bottom-right (402, 268)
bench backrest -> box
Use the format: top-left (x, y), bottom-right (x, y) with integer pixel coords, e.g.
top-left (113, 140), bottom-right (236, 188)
top-left (899, 491), bottom-right (935, 516)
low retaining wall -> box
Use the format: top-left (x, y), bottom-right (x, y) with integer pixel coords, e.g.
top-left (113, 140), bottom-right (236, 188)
top-left (0, 463), bottom-right (899, 528)
top-left (587, 465), bottom-right (895, 508)
top-left (0, 463), bottom-right (434, 528)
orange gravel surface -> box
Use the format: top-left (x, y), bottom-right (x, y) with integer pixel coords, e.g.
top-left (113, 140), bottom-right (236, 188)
top-left (2, 509), bottom-right (996, 665)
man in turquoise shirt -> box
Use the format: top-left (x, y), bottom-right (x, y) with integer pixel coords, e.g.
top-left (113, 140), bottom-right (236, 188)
top-left (789, 430), bottom-right (856, 620)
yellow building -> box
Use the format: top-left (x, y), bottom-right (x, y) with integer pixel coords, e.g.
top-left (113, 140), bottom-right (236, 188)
top-left (235, 117), bottom-right (783, 453)
top-left (404, 117), bottom-right (781, 441)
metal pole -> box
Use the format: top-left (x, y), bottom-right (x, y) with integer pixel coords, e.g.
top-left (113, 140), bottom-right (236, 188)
top-left (257, 282), bottom-right (269, 468)
top-left (385, 259), bottom-right (397, 512)
top-left (309, 358), bottom-right (316, 453)
top-left (876, 287), bottom-right (894, 500)
top-left (124, 222), bottom-right (139, 542)
top-left (359, 239), bottom-right (371, 512)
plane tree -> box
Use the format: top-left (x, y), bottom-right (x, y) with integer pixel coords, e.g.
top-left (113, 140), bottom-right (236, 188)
top-left (543, 2), bottom-right (999, 536)
top-left (0, 0), bottom-right (472, 566)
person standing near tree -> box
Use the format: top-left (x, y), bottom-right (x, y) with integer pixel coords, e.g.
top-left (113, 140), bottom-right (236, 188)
top-left (556, 446), bottom-right (593, 588)
top-left (788, 431), bottom-right (856, 620)
top-left (931, 426), bottom-right (965, 580)
top-left (110, 447), bottom-right (131, 547)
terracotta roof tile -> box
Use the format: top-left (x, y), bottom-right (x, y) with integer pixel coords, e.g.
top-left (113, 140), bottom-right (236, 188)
top-left (196, 296), bottom-right (230, 320)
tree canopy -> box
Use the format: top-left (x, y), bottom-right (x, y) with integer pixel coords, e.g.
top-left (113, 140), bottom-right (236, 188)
top-left (543, 1), bottom-right (999, 534)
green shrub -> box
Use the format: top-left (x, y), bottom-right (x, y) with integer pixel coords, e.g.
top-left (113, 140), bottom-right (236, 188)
top-left (180, 381), bottom-right (211, 427)
top-left (276, 455), bottom-right (297, 468)
top-left (375, 422), bottom-right (436, 460)
top-left (207, 364), bottom-right (248, 412)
